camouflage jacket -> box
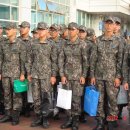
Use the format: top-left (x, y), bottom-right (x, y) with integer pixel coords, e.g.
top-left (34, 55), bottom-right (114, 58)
top-left (49, 37), bottom-right (66, 75)
top-left (58, 38), bottom-right (88, 80)
top-left (122, 44), bottom-right (130, 83)
top-left (30, 39), bottom-right (57, 79)
top-left (49, 37), bottom-right (66, 54)
top-left (90, 34), bottom-right (124, 81)
top-left (18, 36), bottom-right (33, 74)
top-left (0, 38), bottom-right (26, 77)
top-left (0, 36), bottom-right (6, 42)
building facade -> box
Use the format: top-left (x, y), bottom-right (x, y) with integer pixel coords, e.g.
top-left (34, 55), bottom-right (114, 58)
top-left (0, 0), bottom-right (70, 31)
top-left (0, 0), bottom-right (130, 35)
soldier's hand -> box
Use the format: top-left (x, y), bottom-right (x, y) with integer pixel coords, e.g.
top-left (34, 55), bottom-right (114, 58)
top-left (124, 83), bottom-right (129, 90)
top-left (20, 74), bottom-right (25, 81)
top-left (80, 77), bottom-right (85, 85)
top-left (27, 75), bottom-right (32, 82)
top-left (50, 77), bottom-right (56, 85)
top-left (91, 78), bottom-right (96, 85)
top-left (61, 76), bottom-right (67, 84)
top-left (114, 78), bottom-right (121, 87)
top-left (0, 74), bottom-right (1, 80)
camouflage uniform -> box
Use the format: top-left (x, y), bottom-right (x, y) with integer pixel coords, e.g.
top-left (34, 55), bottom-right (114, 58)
top-left (59, 24), bottom-right (69, 41)
top-left (0, 24), bottom-right (26, 111)
top-left (18, 21), bottom-right (33, 75)
top-left (49, 24), bottom-right (66, 118)
top-left (31, 28), bottom-right (39, 39)
top-left (30, 22), bottom-right (57, 116)
top-left (59, 36), bottom-right (88, 116)
top-left (123, 44), bottom-right (130, 109)
top-left (0, 25), bottom-right (6, 114)
top-left (113, 17), bottom-right (128, 120)
top-left (90, 33), bottom-right (124, 121)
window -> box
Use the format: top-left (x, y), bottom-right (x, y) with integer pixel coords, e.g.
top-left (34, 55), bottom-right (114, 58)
top-left (0, 5), bottom-right (10, 20)
top-left (11, 7), bottom-right (18, 20)
top-left (32, 0), bottom-right (70, 25)
top-left (60, 15), bottom-right (65, 24)
top-left (53, 14), bottom-right (59, 24)
top-left (31, 11), bottom-right (36, 23)
top-left (37, 0), bottom-right (46, 10)
top-left (77, 11), bottom-right (81, 25)
top-left (47, 1), bottom-right (59, 12)
top-left (37, 12), bottom-right (44, 22)
top-left (82, 12), bottom-right (85, 25)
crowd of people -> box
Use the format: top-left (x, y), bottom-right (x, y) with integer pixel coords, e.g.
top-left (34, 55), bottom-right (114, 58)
top-left (0, 15), bottom-right (130, 130)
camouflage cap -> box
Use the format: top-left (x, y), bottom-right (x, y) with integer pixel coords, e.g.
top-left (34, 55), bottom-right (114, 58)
top-left (68, 22), bottom-right (79, 30)
top-left (104, 16), bottom-right (114, 23)
top-left (87, 28), bottom-right (95, 37)
top-left (50, 23), bottom-right (60, 31)
top-left (60, 24), bottom-right (67, 34)
top-left (4, 22), bottom-right (17, 29)
top-left (31, 28), bottom-right (38, 34)
top-left (19, 21), bottom-right (30, 28)
top-left (113, 17), bottom-right (121, 24)
top-left (37, 22), bottom-right (48, 30)
top-left (79, 25), bottom-right (87, 32)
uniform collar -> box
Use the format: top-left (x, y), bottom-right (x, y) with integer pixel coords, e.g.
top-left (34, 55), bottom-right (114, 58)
top-left (38, 39), bottom-right (48, 44)
top-left (101, 34), bottom-right (115, 41)
top-left (6, 37), bottom-right (17, 44)
top-left (51, 36), bottom-right (61, 43)
top-left (19, 35), bottom-right (31, 41)
top-left (67, 37), bottom-right (80, 45)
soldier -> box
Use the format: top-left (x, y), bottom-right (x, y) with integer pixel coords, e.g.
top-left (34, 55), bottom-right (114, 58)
top-left (113, 17), bottom-right (127, 120)
top-left (78, 25), bottom-right (87, 41)
top-left (60, 24), bottom-right (69, 40)
top-left (113, 17), bottom-right (126, 46)
top-left (0, 24), bottom-right (5, 42)
top-left (49, 23), bottom-right (66, 119)
top-left (18, 21), bottom-right (33, 117)
top-left (0, 24), bottom-right (5, 115)
top-left (59, 22), bottom-right (88, 130)
top-left (122, 40), bottom-right (130, 124)
top-left (31, 28), bottom-right (39, 39)
top-left (28, 22), bottom-right (57, 128)
top-left (0, 22), bottom-right (26, 125)
top-left (90, 16), bottom-right (124, 130)
top-left (86, 28), bottom-right (96, 81)
top-left (86, 28), bottom-right (96, 44)
top-left (78, 25), bottom-right (88, 123)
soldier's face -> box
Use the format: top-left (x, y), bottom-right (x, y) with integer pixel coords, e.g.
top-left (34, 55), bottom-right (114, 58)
top-left (78, 30), bottom-right (87, 40)
top-left (104, 21), bottom-right (114, 32)
top-left (33, 33), bottom-right (39, 39)
top-left (68, 28), bottom-right (79, 39)
top-left (63, 29), bottom-right (68, 38)
top-left (0, 28), bottom-right (3, 35)
top-left (5, 28), bottom-right (17, 37)
top-left (19, 27), bottom-right (30, 35)
top-left (38, 29), bottom-right (48, 38)
top-left (49, 29), bottom-right (59, 39)
top-left (113, 22), bottom-right (121, 33)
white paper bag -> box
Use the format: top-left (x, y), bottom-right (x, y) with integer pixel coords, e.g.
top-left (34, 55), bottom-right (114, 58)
top-left (117, 85), bottom-right (128, 105)
top-left (27, 83), bottom-right (34, 103)
top-left (56, 88), bottom-right (72, 110)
